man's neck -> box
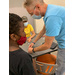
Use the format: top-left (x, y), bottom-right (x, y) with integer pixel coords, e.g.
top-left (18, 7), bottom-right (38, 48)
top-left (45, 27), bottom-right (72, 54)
top-left (42, 3), bottom-right (48, 17)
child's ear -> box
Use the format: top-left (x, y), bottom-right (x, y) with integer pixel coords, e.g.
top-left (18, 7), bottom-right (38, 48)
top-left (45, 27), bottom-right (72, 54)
top-left (10, 34), bottom-right (16, 41)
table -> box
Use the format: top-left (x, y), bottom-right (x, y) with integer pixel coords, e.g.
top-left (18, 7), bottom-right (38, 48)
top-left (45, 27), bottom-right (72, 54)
top-left (20, 35), bottom-right (58, 58)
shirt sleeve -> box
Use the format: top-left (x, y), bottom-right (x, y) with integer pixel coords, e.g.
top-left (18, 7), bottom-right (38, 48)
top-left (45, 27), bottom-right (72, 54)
top-left (45, 16), bottom-right (63, 36)
top-left (29, 24), bottom-right (34, 32)
top-left (21, 59), bottom-right (35, 75)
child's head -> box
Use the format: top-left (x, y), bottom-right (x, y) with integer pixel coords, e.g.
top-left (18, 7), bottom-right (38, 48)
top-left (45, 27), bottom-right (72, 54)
top-left (22, 16), bottom-right (28, 22)
top-left (22, 16), bottom-right (28, 26)
top-left (9, 13), bottom-right (26, 44)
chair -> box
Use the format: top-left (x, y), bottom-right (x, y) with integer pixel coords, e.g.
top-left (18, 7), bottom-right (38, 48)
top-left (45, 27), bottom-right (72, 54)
top-left (36, 61), bottom-right (57, 75)
top-left (36, 54), bottom-right (57, 75)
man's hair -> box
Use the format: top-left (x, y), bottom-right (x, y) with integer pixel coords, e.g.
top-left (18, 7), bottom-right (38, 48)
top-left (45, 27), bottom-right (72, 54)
top-left (23, 0), bottom-right (44, 8)
top-left (9, 13), bottom-right (22, 36)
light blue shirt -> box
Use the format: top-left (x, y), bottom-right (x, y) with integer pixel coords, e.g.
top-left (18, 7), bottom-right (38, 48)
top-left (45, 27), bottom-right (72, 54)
top-left (43, 4), bottom-right (65, 49)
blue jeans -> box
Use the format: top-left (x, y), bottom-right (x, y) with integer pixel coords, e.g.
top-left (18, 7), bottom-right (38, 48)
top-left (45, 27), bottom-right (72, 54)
top-left (55, 48), bottom-right (65, 75)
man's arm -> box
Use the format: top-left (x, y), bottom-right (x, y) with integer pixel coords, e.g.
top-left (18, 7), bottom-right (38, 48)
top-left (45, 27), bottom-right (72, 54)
top-left (34, 36), bottom-right (55, 52)
top-left (33, 25), bottom-right (46, 43)
top-left (28, 25), bottom-right (46, 48)
top-left (28, 35), bottom-right (55, 53)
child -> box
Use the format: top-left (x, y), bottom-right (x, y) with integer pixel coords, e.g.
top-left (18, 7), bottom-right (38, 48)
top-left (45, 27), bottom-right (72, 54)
top-left (9, 13), bottom-right (36, 75)
top-left (22, 16), bottom-right (35, 42)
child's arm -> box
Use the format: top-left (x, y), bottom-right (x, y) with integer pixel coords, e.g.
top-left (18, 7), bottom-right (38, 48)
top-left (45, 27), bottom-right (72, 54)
top-left (27, 25), bottom-right (36, 42)
top-left (28, 30), bottom-right (35, 39)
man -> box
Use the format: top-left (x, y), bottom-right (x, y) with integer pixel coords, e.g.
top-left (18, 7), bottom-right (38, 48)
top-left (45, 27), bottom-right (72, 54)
top-left (23, 0), bottom-right (65, 75)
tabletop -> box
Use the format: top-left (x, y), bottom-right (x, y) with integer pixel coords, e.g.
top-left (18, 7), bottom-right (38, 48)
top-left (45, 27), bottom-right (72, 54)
top-left (20, 35), bottom-right (57, 58)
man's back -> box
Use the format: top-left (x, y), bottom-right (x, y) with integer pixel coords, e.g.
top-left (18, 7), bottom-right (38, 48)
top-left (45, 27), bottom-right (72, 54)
top-left (43, 4), bottom-right (65, 49)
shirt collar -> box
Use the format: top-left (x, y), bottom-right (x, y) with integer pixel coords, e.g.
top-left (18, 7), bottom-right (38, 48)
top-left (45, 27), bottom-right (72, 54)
top-left (43, 4), bottom-right (50, 21)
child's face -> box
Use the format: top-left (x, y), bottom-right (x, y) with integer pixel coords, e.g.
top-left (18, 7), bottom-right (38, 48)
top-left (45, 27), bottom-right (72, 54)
top-left (23, 21), bottom-right (28, 23)
top-left (9, 21), bottom-right (26, 42)
top-left (15, 21), bottom-right (26, 41)
top-left (19, 21), bottom-right (25, 37)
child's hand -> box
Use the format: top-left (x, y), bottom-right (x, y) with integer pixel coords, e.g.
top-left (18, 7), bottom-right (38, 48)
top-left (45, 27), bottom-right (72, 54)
top-left (27, 38), bottom-right (31, 42)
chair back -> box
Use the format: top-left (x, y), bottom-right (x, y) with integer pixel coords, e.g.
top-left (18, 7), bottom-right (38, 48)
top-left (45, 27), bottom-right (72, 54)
top-left (36, 54), bottom-right (57, 75)
top-left (36, 61), bottom-right (57, 75)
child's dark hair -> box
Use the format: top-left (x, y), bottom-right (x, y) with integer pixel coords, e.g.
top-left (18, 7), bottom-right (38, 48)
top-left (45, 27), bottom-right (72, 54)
top-left (9, 13), bottom-right (22, 35)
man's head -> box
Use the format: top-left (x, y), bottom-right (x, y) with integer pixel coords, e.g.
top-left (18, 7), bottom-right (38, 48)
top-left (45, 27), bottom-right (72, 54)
top-left (23, 0), bottom-right (47, 19)
top-left (23, 0), bottom-right (44, 9)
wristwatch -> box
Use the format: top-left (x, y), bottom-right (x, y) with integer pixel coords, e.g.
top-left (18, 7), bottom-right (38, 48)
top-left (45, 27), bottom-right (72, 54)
top-left (32, 42), bottom-right (35, 44)
top-left (32, 48), bottom-right (35, 53)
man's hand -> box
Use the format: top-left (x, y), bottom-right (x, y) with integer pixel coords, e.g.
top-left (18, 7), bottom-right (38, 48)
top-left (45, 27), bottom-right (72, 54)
top-left (28, 47), bottom-right (33, 53)
top-left (29, 43), bottom-right (34, 48)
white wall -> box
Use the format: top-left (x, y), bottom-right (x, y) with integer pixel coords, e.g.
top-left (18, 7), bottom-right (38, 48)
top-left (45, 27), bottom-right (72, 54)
top-left (34, 0), bottom-right (65, 33)
top-left (9, 0), bottom-right (35, 30)
top-left (9, 0), bottom-right (65, 33)
top-left (44, 0), bottom-right (65, 6)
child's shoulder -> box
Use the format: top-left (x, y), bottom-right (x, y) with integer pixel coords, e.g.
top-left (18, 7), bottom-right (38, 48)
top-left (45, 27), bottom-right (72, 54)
top-left (9, 48), bottom-right (33, 72)
top-left (18, 48), bottom-right (32, 59)
top-left (28, 24), bottom-right (32, 27)
top-left (17, 48), bottom-right (32, 64)
top-left (10, 48), bottom-right (32, 61)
